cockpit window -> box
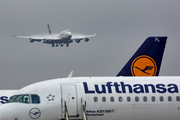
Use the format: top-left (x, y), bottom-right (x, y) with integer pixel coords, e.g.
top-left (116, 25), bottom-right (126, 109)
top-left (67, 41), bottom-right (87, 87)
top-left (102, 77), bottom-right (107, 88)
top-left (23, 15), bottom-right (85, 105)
top-left (31, 94), bottom-right (40, 104)
top-left (7, 95), bottom-right (22, 103)
top-left (19, 94), bottom-right (30, 103)
top-left (66, 29), bottom-right (69, 32)
top-left (7, 94), bottom-right (40, 104)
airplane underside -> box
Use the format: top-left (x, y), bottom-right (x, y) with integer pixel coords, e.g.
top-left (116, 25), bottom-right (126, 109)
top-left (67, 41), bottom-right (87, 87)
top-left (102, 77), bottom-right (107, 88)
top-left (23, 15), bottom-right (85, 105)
top-left (47, 39), bottom-right (73, 47)
top-left (28, 37), bottom-right (91, 47)
top-left (43, 38), bottom-right (89, 47)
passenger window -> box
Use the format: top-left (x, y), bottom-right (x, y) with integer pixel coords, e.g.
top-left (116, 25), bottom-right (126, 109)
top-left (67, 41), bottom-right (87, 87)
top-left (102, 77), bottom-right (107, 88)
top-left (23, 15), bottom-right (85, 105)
top-left (160, 96), bottom-right (164, 102)
top-left (143, 96), bottom-right (147, 102)
top-left (94, 97), bottom-right (98, 102)
top-left (110, 97), bottom-right (114, 102)
top-left (102, 97), bottom-right (106, 102)
top-left (31, 95), bottom-right (40, 104)
top-left (176, 96), bottom-right (180, 101)
top-left (151, 96), bottom-right (155, 102)
top-left (135, 96), bottom-right (139, 102)
top-left (127, 96), bottom-right (131, 102)
top-left (168, 96), bottom-right (172, 102)
top-left (19, 95), bottom-right (30, 103)
top-left (119, 96), bottom-right (123, 102)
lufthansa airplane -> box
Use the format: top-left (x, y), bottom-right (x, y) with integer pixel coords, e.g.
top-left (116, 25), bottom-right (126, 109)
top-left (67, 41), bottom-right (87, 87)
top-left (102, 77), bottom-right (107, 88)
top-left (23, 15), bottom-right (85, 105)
top-left (13, 24), bottom-right (96, 47)
top-left (0, 36), bottom-right (166, 105)
top-left (0, 37), bottom-right (174, 120)
top-left (0, 71), bottom-right (74, 105)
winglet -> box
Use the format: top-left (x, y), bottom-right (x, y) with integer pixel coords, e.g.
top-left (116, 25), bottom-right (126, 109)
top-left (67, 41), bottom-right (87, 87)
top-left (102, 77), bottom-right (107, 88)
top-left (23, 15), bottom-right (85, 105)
top-left (67, 71), bottom-right (73, 78)
top-left (88, 33), bottom-right (96, 38)
top-left (117, 37), bottom-right (167, 76)
top-left (47, 24), bottom-right (52, 34)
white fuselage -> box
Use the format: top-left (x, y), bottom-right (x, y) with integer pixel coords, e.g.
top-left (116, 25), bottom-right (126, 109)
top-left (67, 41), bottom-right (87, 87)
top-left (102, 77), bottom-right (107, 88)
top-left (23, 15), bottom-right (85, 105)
top-left (0, 77), bottom-right (180, 120)
top-left (58, 29), bottom-right (72, 40)
top-left (0, 90), bottom-right (17, 104)
top-left (43, 29), bottom-right (72, 44)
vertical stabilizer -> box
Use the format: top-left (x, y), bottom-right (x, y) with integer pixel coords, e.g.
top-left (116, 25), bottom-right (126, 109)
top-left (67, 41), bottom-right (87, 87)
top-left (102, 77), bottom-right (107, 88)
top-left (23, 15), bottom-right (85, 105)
top-left (47, 24), bottom-right (52, 34)
top-left (117, 37), bottom-right (167, 76)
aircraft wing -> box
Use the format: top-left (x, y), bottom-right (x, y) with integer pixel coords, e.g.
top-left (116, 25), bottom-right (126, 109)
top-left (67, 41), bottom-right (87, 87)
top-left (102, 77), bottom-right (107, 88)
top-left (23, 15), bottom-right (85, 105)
top-left (13, 35), bottom-right (44, 40)
top-left (13, 35), bottom-right (32, 39)
top-left (13, 34), bottom-right (60, 40)
top-left (71, 33), bottom-right (96, 40)
top-left (71, 33), bottom-right (96, 43)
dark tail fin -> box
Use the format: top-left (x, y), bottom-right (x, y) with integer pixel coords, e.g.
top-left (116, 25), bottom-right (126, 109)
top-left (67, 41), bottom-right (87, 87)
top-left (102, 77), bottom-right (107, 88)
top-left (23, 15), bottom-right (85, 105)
top-left (117, 37), bottom-right (167, 76)
top-left (47, 24), bottom-right (52, 34)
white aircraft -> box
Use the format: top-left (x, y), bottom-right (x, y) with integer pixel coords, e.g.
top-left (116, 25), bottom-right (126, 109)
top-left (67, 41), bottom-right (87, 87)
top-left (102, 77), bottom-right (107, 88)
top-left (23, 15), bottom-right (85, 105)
top-left (0, 37), bottom-right (176, 120)
top-left (0, 71), bottom-right (74, 105)
top-left (0, 90), bottom-right (17, 104)
top-left (0, 36), bottom-right (167, 105)
top-left (13, 24), bottom-right (96, 47)
top-left (0, 76), bottom-right (179, 120)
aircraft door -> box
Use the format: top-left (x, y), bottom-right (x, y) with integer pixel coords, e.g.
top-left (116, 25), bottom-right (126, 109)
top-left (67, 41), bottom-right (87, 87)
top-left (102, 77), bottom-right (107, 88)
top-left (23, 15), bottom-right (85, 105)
top-left (61, 84), bottom-right (78, 116)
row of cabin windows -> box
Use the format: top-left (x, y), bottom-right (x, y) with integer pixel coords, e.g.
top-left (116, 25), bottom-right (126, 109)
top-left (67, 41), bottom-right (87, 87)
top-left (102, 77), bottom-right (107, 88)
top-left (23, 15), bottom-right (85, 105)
top-left (93, 96), bottom-right (180, 102)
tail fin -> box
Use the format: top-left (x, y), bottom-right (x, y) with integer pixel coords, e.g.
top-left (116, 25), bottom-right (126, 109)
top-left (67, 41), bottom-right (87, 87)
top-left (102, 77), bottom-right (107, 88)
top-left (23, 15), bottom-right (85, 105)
top-left (117, 37), bottom-right (167, 76)
top-left (47, 24), bottom-right (52, 34)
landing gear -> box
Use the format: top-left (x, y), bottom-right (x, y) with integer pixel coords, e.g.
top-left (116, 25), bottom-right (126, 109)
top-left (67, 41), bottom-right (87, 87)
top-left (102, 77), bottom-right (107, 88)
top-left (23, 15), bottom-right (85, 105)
top-left (51, 43), bottom-right (66, 47)
top-left (66, 43), bottom-right (69, 47)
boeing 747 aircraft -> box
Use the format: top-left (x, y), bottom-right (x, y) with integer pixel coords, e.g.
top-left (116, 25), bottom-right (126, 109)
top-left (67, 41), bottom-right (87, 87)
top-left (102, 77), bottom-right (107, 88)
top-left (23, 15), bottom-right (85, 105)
top-left (14, 24), bottom-right (96, 47)
top-left (0, 37), bottom-right (175, 120)
top-left (0, 36), bottom-right (167, 105)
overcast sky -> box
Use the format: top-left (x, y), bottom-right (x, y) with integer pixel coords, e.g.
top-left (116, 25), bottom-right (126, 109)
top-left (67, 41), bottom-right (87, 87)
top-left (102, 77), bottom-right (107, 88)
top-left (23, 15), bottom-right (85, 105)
top-left (0, 0), bottom-right (180, 89)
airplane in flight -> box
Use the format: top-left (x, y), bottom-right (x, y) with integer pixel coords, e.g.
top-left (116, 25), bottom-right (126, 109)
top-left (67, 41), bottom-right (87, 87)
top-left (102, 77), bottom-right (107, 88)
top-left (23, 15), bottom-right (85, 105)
top-left (0, 36), bottom-right (167, 105)
top-left (13, 24), bottom-right (96, 47)
top-left (0, 37), bottom-right (176, 120)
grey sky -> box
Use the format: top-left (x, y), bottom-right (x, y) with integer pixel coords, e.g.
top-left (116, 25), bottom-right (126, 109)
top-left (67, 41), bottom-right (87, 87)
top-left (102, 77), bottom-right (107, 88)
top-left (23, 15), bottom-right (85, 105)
top-left (0, 0), bottom-right (180, 89)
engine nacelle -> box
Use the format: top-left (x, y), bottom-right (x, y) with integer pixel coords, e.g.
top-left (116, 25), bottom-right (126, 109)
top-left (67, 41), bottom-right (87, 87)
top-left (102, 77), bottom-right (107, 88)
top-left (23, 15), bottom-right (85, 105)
top-left (29, 39), bottom-right (34, 43)
top-left (84, 38), bottom-right (89, 42)
top-left (36, 40), bottom-right (41, 42)
top-left (69, 40), bottom-right (73, 43)
top-left (75, 39), bottom-right (80, 43)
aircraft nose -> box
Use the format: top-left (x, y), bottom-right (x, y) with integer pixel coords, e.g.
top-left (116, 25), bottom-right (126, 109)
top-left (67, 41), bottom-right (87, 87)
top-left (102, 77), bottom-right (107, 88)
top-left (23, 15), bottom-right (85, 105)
top-left (68, 31), bottom-right (72, 38)
top-left (0, 110), bottom-right (4, 120)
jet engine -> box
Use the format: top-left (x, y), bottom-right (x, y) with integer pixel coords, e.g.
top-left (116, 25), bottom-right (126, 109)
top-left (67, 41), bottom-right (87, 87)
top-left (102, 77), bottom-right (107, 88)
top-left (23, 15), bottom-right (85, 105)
top-left (69, 40), bottom-right (73, 43)
top-left (29, 39), bottom-right (34, 43)
top-left (84, 38), bottom-right (89, 42)
top-left (75, 39), bottom-right (80, 43)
